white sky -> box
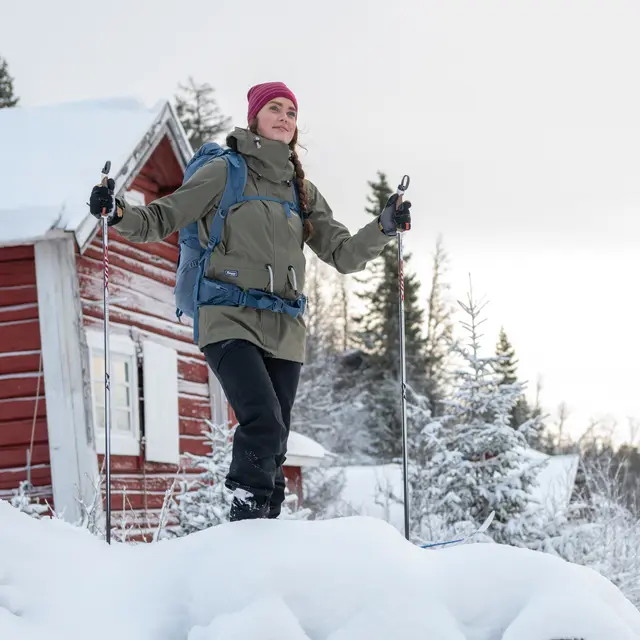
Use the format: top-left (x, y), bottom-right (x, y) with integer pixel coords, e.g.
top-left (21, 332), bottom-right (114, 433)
top-left (3, 0), bottom-right (640, 445)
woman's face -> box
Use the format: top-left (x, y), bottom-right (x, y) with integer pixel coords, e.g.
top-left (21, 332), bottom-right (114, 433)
top-left (255, 97), bottom-right (297, 145)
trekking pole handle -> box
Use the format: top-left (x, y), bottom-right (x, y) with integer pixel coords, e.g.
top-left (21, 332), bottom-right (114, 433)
top-left (395, 174), bottom-right (410, 212)
top-left (100, 160), bottom-right (112, 216)
top-left (397, 174), bottom-right (410, 193)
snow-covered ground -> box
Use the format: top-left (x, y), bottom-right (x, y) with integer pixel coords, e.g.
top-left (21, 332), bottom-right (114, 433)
top-left (1, 500), bottom-right (639, 639)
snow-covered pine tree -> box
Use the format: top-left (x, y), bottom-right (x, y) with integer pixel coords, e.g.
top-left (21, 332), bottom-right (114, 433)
top-left (409, 278), bottom-right (546, 546)
top-left (174, 77), bottom-right (231, 149)
top-left (0, 56), bottom-right (19, 108)
top-left (170, 420), bottom-right (236, 534)
top-left (353, 171), bottom-right (429, 461)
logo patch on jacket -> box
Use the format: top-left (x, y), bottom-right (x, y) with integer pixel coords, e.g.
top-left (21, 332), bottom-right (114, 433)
top-left (224, 269), bottom-right (239, 277)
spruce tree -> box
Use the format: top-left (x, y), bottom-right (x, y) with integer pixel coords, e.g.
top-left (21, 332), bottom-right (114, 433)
top-left (353, 171), bottom-right (428, 460)
top-left (494, 327), bottom-right (518, 385)
top-left (494, 327), bottom-right (541, 445)
top-left (0, 56), bottom-right (19, 108)
top-left (171, 420), bottom-right (236, 533)
top-left (409, 279), bottom-right (546, 546)
top-left (175, 77), bottom-right (231, 149)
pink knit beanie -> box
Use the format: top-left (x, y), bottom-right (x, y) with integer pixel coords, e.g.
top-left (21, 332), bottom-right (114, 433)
top-left (247, 82), bottom-right (298, 123)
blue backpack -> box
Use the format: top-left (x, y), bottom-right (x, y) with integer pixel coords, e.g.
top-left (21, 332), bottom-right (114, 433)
top-left (174, 142), bottom-right (307, 343)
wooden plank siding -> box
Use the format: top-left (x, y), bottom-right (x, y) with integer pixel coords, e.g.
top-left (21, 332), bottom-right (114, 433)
top-left (0, 246), bottom-right (52, 506)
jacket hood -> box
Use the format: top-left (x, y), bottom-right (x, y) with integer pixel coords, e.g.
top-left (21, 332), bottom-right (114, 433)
top-left (226, 127), bottom-right (295, 185)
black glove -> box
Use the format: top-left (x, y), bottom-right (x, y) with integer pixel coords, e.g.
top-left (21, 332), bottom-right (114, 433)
top-left (88, 178), bottom-right (122, 226)
top-left (378, 193), bottom-right (412, 236)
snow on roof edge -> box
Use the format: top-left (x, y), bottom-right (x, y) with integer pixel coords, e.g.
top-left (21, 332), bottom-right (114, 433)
top-left (287, 430), bottom-right (327, 461)
top-left (75, 99), bottom-right (195, 252)
top-left (0, 96), bottom-right (188, 248)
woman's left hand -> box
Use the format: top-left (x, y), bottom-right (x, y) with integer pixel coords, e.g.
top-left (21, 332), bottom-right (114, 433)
top-left (379, 194), bottom-right (412, 236)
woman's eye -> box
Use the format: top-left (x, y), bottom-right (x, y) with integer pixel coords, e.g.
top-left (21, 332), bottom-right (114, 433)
top-left (288, 111), bottom-right (297, 118)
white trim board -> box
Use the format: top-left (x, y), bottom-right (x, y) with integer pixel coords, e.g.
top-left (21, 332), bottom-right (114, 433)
top-left (34, 236), bottom-right (101, 524)
top-left (208, 368), bottom-right (227, 427)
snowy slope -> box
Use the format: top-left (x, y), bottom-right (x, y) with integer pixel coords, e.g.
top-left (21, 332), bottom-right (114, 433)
top-left (0, 97), bottom-right (164, 245)
top-left (1, 501), bottom-right (639, 639)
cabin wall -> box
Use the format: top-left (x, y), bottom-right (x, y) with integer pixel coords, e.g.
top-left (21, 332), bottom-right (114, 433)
top-left (0, 246), bottom-right (51, 505)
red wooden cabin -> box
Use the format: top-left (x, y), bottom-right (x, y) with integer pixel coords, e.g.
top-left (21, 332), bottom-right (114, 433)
top-left (0, 97), bottom-right (325, 539)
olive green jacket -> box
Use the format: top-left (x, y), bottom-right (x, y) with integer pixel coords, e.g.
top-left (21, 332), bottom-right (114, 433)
top-left (114, 127), bottom-right (392, 363)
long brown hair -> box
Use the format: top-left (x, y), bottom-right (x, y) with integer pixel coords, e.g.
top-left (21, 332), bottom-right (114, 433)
top-left (249, 119), bottom-right (313, 242)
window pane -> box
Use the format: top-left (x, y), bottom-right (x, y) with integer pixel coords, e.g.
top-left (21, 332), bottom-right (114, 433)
top-left (113, 383), bottom-right (130, 408)
top-left (114, 409), bottom-right (132, 433)
top-left (113, 359), bottom-right (130, 384)
top-left (94, 381), bottom-right (105, 408)
top-left (95, 405), bottom-right (105, 429)
top-left (92, 354), bottom-right (104, 383)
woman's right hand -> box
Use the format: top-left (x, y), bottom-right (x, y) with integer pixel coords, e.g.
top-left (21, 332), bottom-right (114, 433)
top-left (89, 179), bottom-right (122, 226)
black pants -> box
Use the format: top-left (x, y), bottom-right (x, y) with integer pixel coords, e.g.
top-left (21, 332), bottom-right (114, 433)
top-left (203, 339), bottom-right (301, 519)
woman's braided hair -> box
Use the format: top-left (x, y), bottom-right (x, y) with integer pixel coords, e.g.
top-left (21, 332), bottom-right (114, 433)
top-left (249, 120), bottom-right (313, 242)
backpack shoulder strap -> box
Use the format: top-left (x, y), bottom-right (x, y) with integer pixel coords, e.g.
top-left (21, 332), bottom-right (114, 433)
top-left (203, 151), bottom-right (247, 254)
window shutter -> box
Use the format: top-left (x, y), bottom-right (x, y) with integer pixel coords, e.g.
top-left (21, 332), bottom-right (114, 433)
top-left (143, 340), bottom-right (180, 464)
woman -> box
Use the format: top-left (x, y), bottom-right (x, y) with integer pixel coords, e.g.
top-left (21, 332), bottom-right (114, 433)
top-left (89, 81), bottom-right (412, 522)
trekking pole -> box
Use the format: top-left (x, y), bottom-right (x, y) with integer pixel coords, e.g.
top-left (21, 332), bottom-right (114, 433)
top-left (100, 160), bottom-right (113, 544)
top-left (395, 174), bottom-right (411, 540)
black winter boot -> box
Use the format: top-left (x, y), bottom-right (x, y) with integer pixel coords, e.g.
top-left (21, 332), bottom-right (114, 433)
top-left (229, 488), bottom-right (269, 522)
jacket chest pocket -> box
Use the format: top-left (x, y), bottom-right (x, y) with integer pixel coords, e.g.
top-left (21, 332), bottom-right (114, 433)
top-left (223, 201), bottom-right (271, 261)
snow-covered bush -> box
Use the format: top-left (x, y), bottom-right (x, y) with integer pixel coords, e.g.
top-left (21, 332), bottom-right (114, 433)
top-left (542, 453), bottom-right (640, 608)
top-left (9, 481), bottom-right (48, 518)
top-left (169, 420), bottom-right (236, 535)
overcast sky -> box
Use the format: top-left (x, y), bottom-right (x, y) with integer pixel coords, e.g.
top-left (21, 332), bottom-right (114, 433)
top-left (4, 0), bottom-right (640, 445)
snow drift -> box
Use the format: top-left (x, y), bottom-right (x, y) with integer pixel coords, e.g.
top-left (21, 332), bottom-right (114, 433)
top-left (0, 500), bottom-right (639, 640)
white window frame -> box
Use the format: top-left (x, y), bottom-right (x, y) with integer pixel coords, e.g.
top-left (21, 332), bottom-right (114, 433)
top-left (85, 329), bottom-right (140, 456)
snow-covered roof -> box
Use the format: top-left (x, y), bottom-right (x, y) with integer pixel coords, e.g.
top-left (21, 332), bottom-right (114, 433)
top-left (0, 97), bottom-right (191, 248)
top-left (284, 431), bottom-right (327, 468)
